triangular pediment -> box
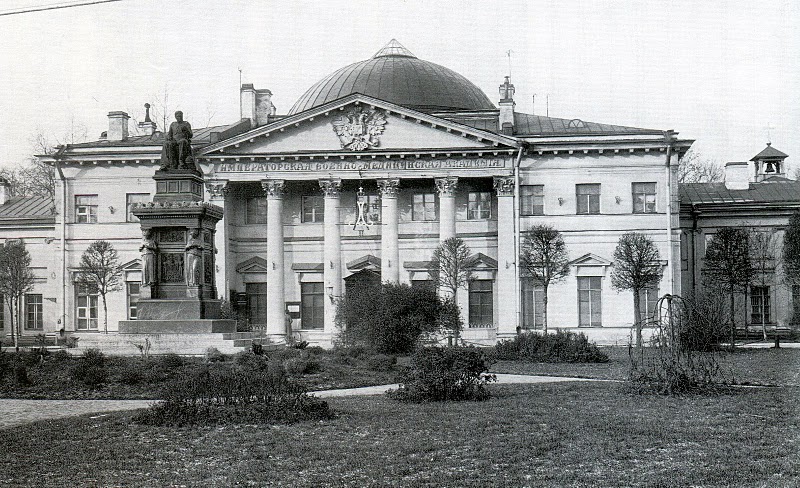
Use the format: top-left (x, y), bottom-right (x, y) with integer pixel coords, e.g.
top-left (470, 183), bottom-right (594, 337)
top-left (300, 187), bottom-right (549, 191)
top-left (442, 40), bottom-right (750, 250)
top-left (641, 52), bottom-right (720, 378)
top-left (199, 94), bottom-right (518, 158)
top-left (465, 253), bottom-right (498, 270)
top-left (569, 253), bottom-right (612, 267)
top-left (346, 254), bottom-right (381, 271)
top-left (121, 259), bottom-right (141, 270)
top-left (237, 256), bottom-right (270, 273)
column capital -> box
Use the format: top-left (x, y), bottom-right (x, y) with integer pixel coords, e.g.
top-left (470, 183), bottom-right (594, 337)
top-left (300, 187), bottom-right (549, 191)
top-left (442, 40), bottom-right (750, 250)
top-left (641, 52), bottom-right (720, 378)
top-left (434, 176), bottom-right (459, 197)
top-left (205, 180), bottom-right (228, 200)
top-left (493, 176), bottom-right (515, 197)
top-left (261, 179), bottom-right (286, 198)
top-left (377, 178), bottom-right (400, 198)
top-left (318, 178), bottom-right (342, 198)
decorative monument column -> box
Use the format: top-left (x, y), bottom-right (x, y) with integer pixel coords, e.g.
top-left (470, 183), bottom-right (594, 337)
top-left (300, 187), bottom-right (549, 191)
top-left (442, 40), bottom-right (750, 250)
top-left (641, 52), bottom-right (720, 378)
top-left (378, 178), bottom-right (400, 283)
top-left (494, 176), bottom-right (518, 337)
top-left (263, 179), bottom-right (286, 339)
top-left (120, 111), bottom-right (234, 334)
top-left (319, 179), bottom-right (342, 335)
top-left (435, 177), bottom-right (458, 242)
top-left (205, 180), bottom-right (229, 300)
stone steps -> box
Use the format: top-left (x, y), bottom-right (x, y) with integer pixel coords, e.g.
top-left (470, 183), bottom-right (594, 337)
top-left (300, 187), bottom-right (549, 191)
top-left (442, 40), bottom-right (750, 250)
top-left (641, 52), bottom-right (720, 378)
top-left (72, 332), bottom-right (246, 356)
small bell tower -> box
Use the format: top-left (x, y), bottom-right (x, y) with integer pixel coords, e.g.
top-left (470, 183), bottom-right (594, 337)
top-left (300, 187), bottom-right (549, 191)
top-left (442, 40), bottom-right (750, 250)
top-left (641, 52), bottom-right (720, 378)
top-left (751, 143), bottom-right (788, 182)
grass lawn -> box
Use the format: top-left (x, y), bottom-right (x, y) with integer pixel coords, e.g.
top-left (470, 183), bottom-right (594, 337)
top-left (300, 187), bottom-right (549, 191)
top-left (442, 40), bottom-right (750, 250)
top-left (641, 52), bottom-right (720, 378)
top-left (492, 346), bottom-right (800, 386)
top-left (1, 382), bottom-right (797, 487)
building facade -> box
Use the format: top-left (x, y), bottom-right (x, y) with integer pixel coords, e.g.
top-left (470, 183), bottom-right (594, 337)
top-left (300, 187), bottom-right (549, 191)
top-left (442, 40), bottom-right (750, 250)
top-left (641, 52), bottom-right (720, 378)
top-left (4, 40), bottom-right (693, 347)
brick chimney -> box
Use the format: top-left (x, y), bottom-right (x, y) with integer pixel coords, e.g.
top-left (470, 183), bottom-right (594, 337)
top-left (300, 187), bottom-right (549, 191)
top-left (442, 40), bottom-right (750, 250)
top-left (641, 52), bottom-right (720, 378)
top-left (724, 162), bottom-right (750, 190)
top-left (137, 103), bottom-right (157, 136)
top-left (107, 111), bottom-right (130, 141)
top-left (0, 177), bottom-right (10, 205)
top-left (241, 84), bottom-right (276, 128)
top-left (498, 76), bottom-right (515, 135)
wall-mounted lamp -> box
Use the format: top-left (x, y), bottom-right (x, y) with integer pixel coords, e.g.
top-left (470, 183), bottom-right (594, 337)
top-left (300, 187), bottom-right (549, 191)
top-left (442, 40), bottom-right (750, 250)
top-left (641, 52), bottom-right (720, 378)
top-left (326, 284), bottom-right (335, 303)
top-left (615, 196), bottom-right (621, 204)
top-left (557, 197), bottom-right (564, 206)
top-left (108, 206), bottom-right (116, 213)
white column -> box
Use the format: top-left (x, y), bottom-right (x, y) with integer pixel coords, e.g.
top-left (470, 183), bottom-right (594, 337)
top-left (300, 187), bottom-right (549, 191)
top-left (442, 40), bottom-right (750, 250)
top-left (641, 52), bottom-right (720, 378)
top-left (435, 176), bottom-right (458, 242)
top-left (262, 179), bottom-right (286, 338)
top-left (377, 178), bottom-right (400, 283)
top-left (319, 178), bottom-right (342, 336)
top-left (494, 176), bottom-right (518, 337)
top-left (205, 180), bottom-right (229, 300)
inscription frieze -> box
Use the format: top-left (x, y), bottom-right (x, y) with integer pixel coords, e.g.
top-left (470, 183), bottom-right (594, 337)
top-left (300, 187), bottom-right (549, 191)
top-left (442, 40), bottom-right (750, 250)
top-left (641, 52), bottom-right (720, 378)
top-left (216, 158), bottom-right (508, 173)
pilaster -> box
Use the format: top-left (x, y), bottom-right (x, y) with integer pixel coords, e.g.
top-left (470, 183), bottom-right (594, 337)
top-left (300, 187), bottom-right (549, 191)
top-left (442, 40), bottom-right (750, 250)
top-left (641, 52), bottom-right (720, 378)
top-left (435, 176), bottom-right (458, 242)
top-left (205, 179), bottom-right (229, 300)
top-left (377, 178), bottom-right (400, 283)
top-left (493, 176), bottom-right (517, 336)
top-left (319, 178), bottom-right (342, 336)
top-left (262, 179), bottom-right (287, 338)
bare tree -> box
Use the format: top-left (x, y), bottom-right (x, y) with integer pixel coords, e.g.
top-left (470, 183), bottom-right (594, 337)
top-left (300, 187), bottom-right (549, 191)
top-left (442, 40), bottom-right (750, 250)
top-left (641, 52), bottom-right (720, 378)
top-left (0, 240), bottom-right (36, 350)
top-left (610, 232), bottom-right (664, 348)
top-left (75, 241), bottom-right (123, 334)
top-left (678, 150), bottom-right (724, 184)
top-left (430, 237), bottom-right (473, 339)
top-left (703, 228), bottom-right (752, 349)
top-left (519, 224), bottom-right (570, 334)
top-left (749, 229), bottom-right (780, 341)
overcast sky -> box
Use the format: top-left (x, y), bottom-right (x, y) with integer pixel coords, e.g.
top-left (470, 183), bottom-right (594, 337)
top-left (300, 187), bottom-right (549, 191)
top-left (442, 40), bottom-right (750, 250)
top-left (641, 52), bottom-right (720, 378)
top-left (1, 0), bottom-right (798, 172)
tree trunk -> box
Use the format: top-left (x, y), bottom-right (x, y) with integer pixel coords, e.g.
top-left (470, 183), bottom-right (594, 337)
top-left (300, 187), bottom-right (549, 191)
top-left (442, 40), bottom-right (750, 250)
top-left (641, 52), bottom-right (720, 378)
top-left (761, 302), bottom-right (767, 342)
top-left (542, 285), bottom-right (548, 335)
top-left (12, 298), bottom-right (18, 351)
top-left (102, 294), bottom-right (108, 334)
top-left (633, 287), bottom-right (642, 348)
top-left (729, 286), bottom-right (736, 350)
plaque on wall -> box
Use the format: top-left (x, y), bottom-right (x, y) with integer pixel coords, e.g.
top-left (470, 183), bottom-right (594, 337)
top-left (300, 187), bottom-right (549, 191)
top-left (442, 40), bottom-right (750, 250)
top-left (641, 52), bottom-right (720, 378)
top-left (160, 253), bottom-right (185, 282)
top-left (159, 229), bottom-right (186, 244)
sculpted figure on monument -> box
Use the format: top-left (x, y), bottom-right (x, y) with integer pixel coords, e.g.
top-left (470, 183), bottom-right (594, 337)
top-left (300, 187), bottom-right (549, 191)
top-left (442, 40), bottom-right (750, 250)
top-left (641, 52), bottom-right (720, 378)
top-left (160, 111), bottom-right (194, 171)
top-left (186, 228), bottom-right (203, 287)
top-left (140, 229), bottom-right (157, 285)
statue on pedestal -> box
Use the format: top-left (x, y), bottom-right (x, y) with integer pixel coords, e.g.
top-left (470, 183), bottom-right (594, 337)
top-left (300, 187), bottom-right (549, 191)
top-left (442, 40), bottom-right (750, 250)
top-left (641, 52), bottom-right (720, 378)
top-left (186, 228), bottom-right (203, 287)
top-left (140, 229), bottom-right (157, 285)
top-left (160, 111), bottom-right (195, 171)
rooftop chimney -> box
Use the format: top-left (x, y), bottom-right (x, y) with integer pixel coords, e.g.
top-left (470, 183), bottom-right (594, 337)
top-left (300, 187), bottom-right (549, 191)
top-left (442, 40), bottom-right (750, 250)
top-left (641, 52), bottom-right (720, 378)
top-left (724, 162), bottom-right (750, 190)
top-left (241, 84), bottom-right (276, 129)
top-left (138, 103), bottom-right (157, 136)
top-left (0, 177), bottom-right (10, 205)
top-left (498, 76), bottom-right (515, 135)
top-left (107, 111), bottom-right (130, 141)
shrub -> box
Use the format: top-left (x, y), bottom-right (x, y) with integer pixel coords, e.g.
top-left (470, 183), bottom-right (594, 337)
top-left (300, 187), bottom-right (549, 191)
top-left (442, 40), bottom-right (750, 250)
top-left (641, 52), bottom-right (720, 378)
top-left (493, 331), bottom-right (608, 363)
top-left (159, 353), bottom-right (185, 369)
top-left (13, 360), bottom-right (30, 386)
top-left (82, 348), bottom-right (106, 367)
top-left (251, 343), bottom-right (264, 356)
top-left (134, 363), bottom-right (332, 426)
top-left (117, 367), bottom-right (144, 385)
top-left (50, 349), bottom-right (71, 362)
top-left (366, 353), bottom-right (396, 371)
top-left (336, 283), bottom-right (445, 354)
top-left (205, 347), bottom-right (228, 363)
top-left (282, 357), bottom-right (321, 376)
top-left (70, 348), bottom-right (107, 387)
top-left (389, 347), bottom-right (496, 402)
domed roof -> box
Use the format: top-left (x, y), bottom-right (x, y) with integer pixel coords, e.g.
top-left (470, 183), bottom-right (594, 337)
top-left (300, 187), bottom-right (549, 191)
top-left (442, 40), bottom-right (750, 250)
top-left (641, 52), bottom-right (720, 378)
top-left (288, 40), bottom-right (495, 115)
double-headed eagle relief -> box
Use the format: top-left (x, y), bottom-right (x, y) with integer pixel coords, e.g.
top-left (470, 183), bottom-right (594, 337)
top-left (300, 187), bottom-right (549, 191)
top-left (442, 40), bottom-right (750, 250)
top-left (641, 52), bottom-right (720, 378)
top-left (331, 108), bottom-right (387, 151)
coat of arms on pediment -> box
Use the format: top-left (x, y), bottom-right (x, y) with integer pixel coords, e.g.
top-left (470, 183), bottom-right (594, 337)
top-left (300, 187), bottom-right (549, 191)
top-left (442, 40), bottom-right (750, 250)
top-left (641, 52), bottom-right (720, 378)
top-left (331, 108), bottom-right (387, 151)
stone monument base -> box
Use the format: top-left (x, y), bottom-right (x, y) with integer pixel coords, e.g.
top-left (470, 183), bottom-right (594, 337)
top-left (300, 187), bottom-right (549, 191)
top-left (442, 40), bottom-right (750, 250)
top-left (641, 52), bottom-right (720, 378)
top-left (118, 319), bottom-right (236, 334)
top-left (136, 299), bottom-right (223, 321)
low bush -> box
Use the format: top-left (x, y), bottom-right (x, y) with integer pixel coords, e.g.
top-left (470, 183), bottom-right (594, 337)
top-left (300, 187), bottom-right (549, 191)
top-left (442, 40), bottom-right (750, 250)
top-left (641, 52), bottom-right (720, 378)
top-left (134, 362), bottom-right (332, 426)
top-left (70, 348), bottom-right (108, 387)
top-left (493, 331), bottom-right (609, 363)
top-left (366, 353), bottom-right (396, 372)
top-left (13, 361), bottom-right (30, 386)
top-left (117, 367), bottom-right (144, 385)
top-left (159, 353), bottom-right (185, 369)
top-left (389, 347), bottom-right (496, 402)
top-left (282, 357), bottom-right (321, 376)
top-left (205, 347), bottom-right (228, 363)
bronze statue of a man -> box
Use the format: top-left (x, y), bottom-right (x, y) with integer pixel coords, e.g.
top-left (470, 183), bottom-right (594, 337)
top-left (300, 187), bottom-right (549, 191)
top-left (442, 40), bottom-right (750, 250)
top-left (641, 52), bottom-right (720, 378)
top-left (160, 111), bottom-right (194, 170)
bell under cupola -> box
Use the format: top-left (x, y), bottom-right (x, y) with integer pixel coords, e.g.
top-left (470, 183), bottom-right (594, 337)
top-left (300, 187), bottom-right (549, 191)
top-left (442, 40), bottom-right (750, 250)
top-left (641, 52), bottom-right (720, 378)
top-left (751, 142), bottom-right (788, 182)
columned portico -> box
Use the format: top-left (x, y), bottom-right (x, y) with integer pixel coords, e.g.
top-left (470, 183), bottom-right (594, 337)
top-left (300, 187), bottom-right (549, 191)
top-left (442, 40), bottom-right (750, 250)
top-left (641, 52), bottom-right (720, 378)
top-left (435, 176), bottom-right (458, 241)
top-left (493, 176), bottom-right (517, 337)
top-left (319, 178), bottom-right (342, 335)
top-left (262, 179), bottom-right (286, 338)
top-left (377, 178), bottom-right (400, 283)
top-left (205, 180), bottom-right (229, 299)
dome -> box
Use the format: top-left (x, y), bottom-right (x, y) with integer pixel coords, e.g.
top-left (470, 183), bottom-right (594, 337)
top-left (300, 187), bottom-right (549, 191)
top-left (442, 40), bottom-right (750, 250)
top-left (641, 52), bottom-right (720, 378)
top-left (288, 40), bottom-right (495, 115)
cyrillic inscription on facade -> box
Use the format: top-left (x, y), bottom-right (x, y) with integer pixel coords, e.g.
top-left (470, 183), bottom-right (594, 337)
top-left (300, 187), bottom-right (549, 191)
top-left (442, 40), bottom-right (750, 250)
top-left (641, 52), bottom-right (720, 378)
top-left (215, 158), bottom-right (508, 173)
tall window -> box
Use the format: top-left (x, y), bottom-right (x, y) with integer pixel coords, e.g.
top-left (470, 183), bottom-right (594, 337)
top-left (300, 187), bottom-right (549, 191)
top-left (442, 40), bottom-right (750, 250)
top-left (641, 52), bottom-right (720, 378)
top-left (302, 195), bottom-right (324, 223)
top-left (632, 183), bottom-right (657, 214)
top-left (246, 197), bottom-right (267, 224)
top-left (246, 283), bottom-right (267, 327)
top-left (751, 286), bottom-right (771, 324)
top-left (792, 285), bottom-right (800, 324)
top-left (467, 192), bottom-right (492, 220)
top-left (75, 195), bottom-right (98, 223)
top-left (576, 184), bottom-right (600, 215)
top-left (412, 193), bottom-right (437, 221)
top-left (300, 282), bottom-right (324, 329)
top-left (520, 185), bottom-right (544, 216)
top-left (638, 286), bottom-right (660, 323)
top-left (578, 277), bottom-right (602, 327)
top-left (76, 288), bottom-right (98, 330)
top-left (521, 278), bottom-right (545, 329)
top-left (126, 193), bottom-right (150, 222)
top-left (25, 294), bottom-right (44, 330)
top-left (468, 279), bottom-right (493, 328)
top-left (127, 282), bottom-right (140, 320)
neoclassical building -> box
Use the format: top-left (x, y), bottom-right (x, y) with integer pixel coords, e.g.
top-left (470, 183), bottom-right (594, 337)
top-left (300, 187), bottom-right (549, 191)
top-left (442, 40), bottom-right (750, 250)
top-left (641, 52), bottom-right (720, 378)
top-left (5, 40), bottom-right (693, 348)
